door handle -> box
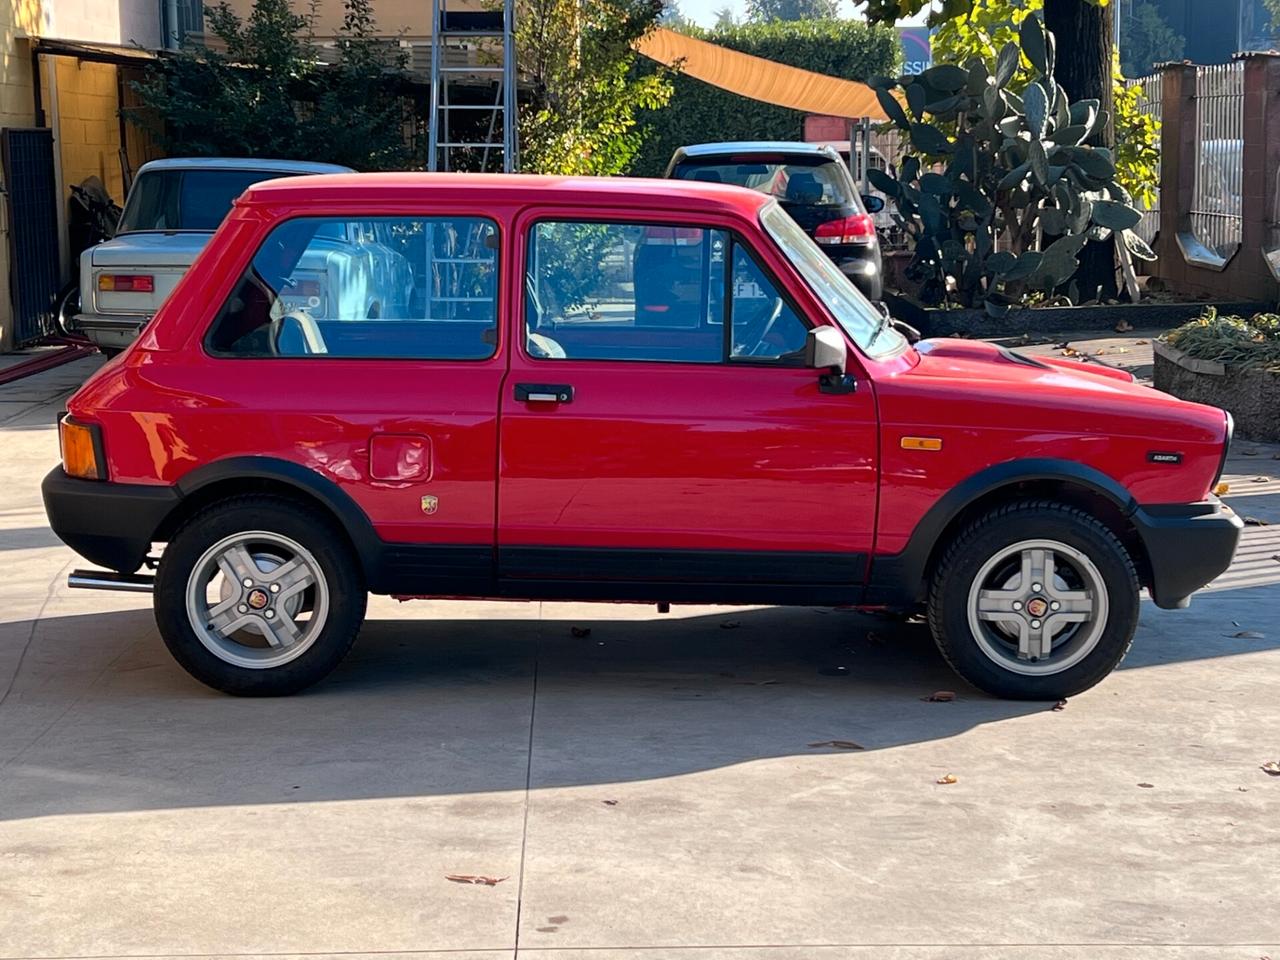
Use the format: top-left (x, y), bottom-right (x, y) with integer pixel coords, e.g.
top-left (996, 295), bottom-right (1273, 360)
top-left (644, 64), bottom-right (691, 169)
top-left (514, 383), bottom-right (573, 404)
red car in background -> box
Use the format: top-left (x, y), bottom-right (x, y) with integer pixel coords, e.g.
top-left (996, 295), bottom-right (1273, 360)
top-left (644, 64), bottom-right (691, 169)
top-left (44, 173), bottom-right (1239, 700)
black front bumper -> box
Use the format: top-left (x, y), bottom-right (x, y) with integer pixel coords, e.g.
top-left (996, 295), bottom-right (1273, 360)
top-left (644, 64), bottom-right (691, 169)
top-left (1132, 498), bottom-right (1243, 609)
top-left (42, 467), bottom-right (179, 573)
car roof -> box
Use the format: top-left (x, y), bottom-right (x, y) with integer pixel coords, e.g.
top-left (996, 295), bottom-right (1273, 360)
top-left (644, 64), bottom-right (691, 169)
top-left (135, 157), bottom-right (355, 176)
top-left (671, 141), bottom-right (844, 162)
top-left (236, 172), bottom-right (777, 217)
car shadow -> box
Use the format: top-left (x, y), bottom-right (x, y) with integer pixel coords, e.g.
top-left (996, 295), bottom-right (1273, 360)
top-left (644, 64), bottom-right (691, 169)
top-left (3, 593), bottom-right (1279, 823)
top-left (0, 604), bottom-right (1043, 822)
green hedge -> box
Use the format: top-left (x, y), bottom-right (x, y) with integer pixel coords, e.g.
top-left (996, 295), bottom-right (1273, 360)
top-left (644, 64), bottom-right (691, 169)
top-left (631, 19), bottom-right (902, 177)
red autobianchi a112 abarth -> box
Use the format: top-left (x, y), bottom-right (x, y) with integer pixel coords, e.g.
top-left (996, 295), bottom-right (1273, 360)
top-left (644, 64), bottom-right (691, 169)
top-left (43, 173), bottom-right (1241, 699)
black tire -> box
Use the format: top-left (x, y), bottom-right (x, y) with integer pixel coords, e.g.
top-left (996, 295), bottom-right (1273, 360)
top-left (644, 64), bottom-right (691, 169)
top-left (926, 500), bottom-right (1139, 700)
top-left (154, 495), bottom-right (366, 696)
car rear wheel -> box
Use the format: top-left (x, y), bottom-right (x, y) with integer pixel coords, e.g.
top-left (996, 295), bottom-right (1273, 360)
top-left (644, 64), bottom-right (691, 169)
top-left (155, 496), bottom-right (366, 696)
top-left (927, 501), bottom-right (1139, 700)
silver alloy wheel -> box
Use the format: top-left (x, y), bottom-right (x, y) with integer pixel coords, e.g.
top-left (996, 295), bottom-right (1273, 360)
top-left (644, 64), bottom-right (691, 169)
top-left (965, 538), bottom-right (1109, 677)
top-left (184, 530), bottom-right (330, 669)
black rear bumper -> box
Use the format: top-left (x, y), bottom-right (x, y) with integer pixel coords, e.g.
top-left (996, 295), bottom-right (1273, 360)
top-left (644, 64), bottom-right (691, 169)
top-left (42, 467), bottom-right (178, 573)
top-left (1132, 498), bottom-right (1242, 609)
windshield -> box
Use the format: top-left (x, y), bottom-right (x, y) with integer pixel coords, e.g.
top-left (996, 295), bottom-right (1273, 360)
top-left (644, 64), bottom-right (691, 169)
top-left (117, 169), bottom-right (291, 233)
top-left (672, 157), bottom-right (853, 207)
top-left (759, 202), bottom-right (906, 360)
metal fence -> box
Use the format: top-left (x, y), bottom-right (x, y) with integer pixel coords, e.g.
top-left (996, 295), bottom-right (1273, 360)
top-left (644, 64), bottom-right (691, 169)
top-left (1190, 62), bottom-right (1244, 260)
top-left (1130, 72), bottom-right (1162, 244)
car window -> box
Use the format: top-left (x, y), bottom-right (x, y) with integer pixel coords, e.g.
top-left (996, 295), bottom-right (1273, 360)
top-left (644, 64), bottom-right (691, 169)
top-left (671, 158), bottom-right (853, 207)
top-left (730, 243), bottom-right (808, 360)
top-left (760, 202), bottom-right (906, 360)
top-left (524, 219), bottom-right (807, 365)
top-left (206, 216), bottom-right (499, 360)
top-left (118, 169), bottom-right (291, 233)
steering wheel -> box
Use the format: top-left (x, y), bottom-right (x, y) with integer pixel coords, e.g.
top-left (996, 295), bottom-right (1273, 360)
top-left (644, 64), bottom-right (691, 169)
top-left (269, 308), bottom-right (328, 356)
top-left (733, 296), bottom-right (784, 358)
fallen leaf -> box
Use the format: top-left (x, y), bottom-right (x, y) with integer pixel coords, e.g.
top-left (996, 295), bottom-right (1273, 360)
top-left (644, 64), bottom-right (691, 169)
top-left (446, 874), bottom-right (508, 886)
top-left (1272, 555), bottom-right (1280, 563)
top-left (1230, 631), bottom-right (1265, 639)
top-left (936, 773), bottom-right (958, 785)
top-left (720, 620), bottom-right (741, 630)
top-left (1262, 762), bottom-right (1280, 776)
top-left (570, 626), bottom-right (591, 638)
top-left (1244, 517), bottom-right (1270, 526)
top-left (807, 739), bottom-right (865, 750)
top-left (1273, 452), bottom-right (1280, 460)
top-left (1115, 319), bottom-right (1134, 332)
top-left (1137, 782), bottom-right (1154, 789)
top-left (1136, 339), bottom-right (1148, 344)
top-left (922, 690), bottom-right (956, 702)
top-left (1242, 449), bottom-right (1259, 456)
top-left (1252, 476), bottom-right (1270, 483)
top-left (1052, 699), bottom-right (1067, 711)
top-left (602, 799), bottom-right (619, 806)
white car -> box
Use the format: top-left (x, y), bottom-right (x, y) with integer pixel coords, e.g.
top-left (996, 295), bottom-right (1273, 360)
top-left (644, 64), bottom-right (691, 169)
top-left (76, 157), bottom-right (352, 354)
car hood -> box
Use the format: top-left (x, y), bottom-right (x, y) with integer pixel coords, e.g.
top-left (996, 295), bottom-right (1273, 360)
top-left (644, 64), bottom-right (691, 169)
top-left (911, 337), bottom-right (1143, 392)
top-left (901, 337), bottom-right (1225, 437)
top-left (89, 232), bottom-right (214, 268)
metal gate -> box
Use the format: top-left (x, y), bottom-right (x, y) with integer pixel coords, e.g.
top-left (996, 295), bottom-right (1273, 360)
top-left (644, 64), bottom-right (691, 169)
top-left (2, 128), bottom-right (61, 346)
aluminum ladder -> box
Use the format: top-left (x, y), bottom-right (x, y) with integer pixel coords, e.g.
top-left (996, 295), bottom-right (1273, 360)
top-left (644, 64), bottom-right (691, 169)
top-left (427, 0), bottom-right (517, 173)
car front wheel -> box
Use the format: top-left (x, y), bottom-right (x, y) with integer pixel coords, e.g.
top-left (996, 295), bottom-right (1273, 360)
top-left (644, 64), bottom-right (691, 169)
top-left (927, 501), bottom-right (1140, 700)
top-left (155, 496), bottom-right (366, 695)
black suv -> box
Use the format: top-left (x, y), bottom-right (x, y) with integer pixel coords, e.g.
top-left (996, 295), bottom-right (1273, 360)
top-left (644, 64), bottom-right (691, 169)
top-left (664, 141), bottom-right (885, 301)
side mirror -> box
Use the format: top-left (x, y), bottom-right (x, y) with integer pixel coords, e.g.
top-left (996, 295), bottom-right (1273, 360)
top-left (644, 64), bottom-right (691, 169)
top-left (805, 325), bottom-right (847, 374)
top-left (861, 194), bottom-right (886, 214)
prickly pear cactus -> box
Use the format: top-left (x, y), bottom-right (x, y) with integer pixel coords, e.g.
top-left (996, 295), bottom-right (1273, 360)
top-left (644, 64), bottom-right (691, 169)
top-left (869, 16), bottom-right (1154, 313)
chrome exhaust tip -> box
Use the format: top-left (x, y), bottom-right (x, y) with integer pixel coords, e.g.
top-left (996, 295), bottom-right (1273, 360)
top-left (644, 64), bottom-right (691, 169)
top-left (68, 569), bottom-right (154, 593)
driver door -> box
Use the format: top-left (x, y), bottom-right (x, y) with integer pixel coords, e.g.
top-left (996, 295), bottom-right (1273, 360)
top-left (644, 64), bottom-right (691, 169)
top-left (497, 212), bottom-right (879, 591)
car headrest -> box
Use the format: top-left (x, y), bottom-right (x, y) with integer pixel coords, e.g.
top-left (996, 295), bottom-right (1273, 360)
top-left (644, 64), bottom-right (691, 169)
top-left (785, 172), bottom-right (823, 204)
top-left (690, 169), bottom-right (722, 183)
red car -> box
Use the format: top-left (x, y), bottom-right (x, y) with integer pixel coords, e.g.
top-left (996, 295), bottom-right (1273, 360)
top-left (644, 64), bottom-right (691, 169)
top-left (43, 173), bottom-right (1240, 700)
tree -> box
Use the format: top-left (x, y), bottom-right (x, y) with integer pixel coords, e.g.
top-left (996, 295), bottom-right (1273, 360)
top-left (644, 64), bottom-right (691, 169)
top-left (745, 0), bottom-right (839, 22)
top-left (659, 0), bottom-right (693, 29)
top-left (517, 0), bottom-right (674, 175)
top-left (128, 0), bottom-right (413, 170)
top-left (1118, 0), bottom-right (1184, 78)
top-left (713, 5), bottom-right (739, 27)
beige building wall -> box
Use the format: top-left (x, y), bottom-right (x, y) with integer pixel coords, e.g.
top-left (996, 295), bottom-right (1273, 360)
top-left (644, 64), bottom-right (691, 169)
top-left (220, 0), bottom-right (485, 39)
top-left (1, 0), bottom-right (157, 349)
top-left (49, 57), bottom-right (124, 199)
top-left (1, 0), bottom-right (44, 351)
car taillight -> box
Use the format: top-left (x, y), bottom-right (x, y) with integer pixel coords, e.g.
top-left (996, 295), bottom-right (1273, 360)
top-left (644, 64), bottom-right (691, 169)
top-left (59, 416), bottom-right (106, 480)
top-left (814, 214), bottom-right (877, 246)
top-left (642, 226), bottom-right (704, 246)
top-left (98, 274), bottom-right (155, 293)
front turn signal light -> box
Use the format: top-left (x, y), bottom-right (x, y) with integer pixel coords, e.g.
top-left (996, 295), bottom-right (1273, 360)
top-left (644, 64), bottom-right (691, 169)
top-left (59, 417), bottom-right (105, 480)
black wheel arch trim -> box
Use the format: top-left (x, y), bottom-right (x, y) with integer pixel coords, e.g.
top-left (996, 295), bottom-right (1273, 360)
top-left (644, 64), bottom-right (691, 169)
top-left (170, 456), bottom-right (385, 582)
top-left (864, 458), bottom-right (1138, 608)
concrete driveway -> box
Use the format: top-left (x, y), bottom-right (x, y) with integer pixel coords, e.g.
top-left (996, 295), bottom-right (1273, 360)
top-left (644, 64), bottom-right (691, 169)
top-left (2, 353), bottom-right (1279, 959)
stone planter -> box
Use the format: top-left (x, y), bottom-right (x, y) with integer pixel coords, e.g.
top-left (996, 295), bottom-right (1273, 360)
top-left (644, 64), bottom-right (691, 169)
top-left (1153, 341), bottom-right (1280, 442)
top-left (886, 294), bottom-right (1271, 339)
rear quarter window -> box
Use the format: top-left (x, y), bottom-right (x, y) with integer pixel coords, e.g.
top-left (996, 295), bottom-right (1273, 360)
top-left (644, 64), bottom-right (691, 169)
top-left (205, 215), bottom-right (499, 360)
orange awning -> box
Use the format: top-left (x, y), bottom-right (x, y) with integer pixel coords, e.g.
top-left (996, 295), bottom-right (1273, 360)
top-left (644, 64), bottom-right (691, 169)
top-left (634, 26), bottom-right (892, 122)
